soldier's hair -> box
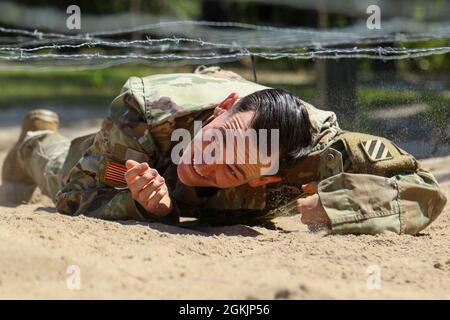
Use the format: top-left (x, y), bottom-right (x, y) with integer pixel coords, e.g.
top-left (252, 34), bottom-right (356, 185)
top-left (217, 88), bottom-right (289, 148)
top-left (231, 88), bottom-right (313, 166)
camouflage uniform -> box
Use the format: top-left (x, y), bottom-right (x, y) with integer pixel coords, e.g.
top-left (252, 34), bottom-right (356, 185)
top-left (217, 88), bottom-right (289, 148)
top-left (15, 67), bottom-right (447, 234)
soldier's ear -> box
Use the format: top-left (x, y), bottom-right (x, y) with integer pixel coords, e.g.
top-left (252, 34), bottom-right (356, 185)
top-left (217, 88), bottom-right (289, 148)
top-left (214, 92), bottom-right (238, 117)
top-left (248, 176), bottom-right (282, 188)
top-left (213, 106), bottom-right (227, 118)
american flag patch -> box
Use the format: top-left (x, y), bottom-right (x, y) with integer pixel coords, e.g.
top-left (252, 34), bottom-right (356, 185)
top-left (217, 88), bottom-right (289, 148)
top-left (102, 160), bottom-right (127, 186)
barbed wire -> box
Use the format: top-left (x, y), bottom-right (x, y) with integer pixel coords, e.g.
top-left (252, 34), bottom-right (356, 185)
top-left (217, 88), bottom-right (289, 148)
top-left (2, 19), bottom-right (450, 47)
top-left (0, 37), bottom-right (236, 52)
top-left (1, 19), bottom-right (449, 68)
top-left (2, 46), bottom-right (449, 62)
top-left (1, 31), bottom-right (450, 52)
top-left (2, 21), bottom-right (336, 38)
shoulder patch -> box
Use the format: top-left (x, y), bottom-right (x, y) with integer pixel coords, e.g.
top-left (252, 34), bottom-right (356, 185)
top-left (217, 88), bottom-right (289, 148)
top-left (360, 139), bottom-right (393, 161)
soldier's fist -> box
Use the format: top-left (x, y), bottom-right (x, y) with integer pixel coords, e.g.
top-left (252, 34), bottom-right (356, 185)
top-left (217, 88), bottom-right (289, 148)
top-left (297, 182), bottom-right (331, 231)
top-left (125, 160), bottom-right (172, 217)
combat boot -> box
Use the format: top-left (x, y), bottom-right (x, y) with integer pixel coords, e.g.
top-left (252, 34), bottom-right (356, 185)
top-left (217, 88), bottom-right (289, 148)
top-left (2, 109), bottom-right (59, 185)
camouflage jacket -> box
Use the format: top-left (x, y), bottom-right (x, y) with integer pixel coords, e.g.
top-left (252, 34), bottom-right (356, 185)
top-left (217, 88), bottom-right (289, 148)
top-left (54, 69), bottom-right (447, 234)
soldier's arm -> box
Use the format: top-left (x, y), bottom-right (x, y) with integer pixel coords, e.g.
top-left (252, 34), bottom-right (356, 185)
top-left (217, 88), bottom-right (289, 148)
top-left (317, 168), bottom-right (447, 234)
top-left (54, 100), bottom-right (179, 224)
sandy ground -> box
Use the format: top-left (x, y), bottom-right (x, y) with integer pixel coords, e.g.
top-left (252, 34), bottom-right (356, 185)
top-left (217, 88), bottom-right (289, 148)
top-left (0, 122), bottom-right (449, 300)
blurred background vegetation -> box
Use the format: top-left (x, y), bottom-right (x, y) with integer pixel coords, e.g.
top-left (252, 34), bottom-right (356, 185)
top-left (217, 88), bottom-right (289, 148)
top-left (0, 0), bottom-right (449, 157)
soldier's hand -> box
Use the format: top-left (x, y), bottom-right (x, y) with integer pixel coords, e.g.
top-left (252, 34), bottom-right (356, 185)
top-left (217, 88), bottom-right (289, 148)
top-left (297, 182), bottom-right (331, 231)
top-left (125, 160), bottom-right (172, 217)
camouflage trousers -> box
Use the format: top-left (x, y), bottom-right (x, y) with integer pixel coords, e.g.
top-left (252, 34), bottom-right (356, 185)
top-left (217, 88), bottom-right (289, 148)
top-left (17, 130), bottom-right (70, 201)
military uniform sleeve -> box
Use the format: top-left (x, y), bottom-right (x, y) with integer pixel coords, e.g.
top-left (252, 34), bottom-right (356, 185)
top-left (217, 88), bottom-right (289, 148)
top-left (54, 99), bottom-right (178, 224)
top-left (318, 168), bottom-right (447, 234)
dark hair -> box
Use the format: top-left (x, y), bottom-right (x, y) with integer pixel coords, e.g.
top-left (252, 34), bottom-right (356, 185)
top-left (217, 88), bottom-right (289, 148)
top-left (230, 88), bottom-right (313, 166)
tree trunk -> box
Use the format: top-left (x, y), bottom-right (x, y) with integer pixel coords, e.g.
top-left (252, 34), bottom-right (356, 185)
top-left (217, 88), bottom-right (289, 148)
top-left (315, 3), bottom-right (357, 124)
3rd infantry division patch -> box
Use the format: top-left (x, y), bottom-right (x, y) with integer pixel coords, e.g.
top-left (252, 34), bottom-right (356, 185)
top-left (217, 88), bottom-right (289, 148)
top-left (361, 139), bottom-right (393, 161)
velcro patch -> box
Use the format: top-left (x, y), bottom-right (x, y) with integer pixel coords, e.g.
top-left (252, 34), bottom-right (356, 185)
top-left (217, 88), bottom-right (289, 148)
top-left (103, 160), bottom-right (127, 186)
top-left (125, 148), bottom-right (149, 163)
top-left (360, 139), bottom-right (393, 161)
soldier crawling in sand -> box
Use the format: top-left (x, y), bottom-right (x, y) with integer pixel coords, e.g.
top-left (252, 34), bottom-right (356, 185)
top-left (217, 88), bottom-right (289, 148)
top-left (2, 67), bottom-right (446, 234)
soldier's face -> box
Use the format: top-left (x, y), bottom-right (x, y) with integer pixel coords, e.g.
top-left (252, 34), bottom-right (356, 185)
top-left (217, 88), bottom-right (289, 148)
top-left (177, 110), bottom-right (278, 188)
